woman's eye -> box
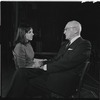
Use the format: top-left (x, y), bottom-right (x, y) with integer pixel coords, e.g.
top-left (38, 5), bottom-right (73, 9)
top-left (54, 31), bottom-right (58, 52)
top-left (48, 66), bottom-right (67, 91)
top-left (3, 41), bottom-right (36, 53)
top-left (28, 31), bottom-right (31, 34)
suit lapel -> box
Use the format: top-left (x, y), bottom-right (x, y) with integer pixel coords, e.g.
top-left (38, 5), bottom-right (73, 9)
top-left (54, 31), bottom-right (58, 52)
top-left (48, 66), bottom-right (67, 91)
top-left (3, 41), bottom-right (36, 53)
top-left (55, 41), bottom-right (70, 59)
top-left (69, 37), bottom-right (83, 49)
top-left (56, 37), bottom-right (84, 59)
top-left (58, 41), bottom-right (70, 57)
top-left (62, 37), bottom-right (84, 56)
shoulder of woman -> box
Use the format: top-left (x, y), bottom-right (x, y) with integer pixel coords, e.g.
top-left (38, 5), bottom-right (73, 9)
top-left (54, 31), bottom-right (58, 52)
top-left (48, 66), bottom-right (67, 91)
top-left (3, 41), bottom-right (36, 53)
top-left (14, 43), bottom-right (25, 52)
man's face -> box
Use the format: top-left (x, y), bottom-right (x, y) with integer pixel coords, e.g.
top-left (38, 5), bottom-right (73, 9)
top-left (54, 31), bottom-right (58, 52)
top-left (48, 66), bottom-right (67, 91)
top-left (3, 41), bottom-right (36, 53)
top-left (64, 25), bottom-right (74, 40)
top-left (64, 21), bottom-right (81, 40)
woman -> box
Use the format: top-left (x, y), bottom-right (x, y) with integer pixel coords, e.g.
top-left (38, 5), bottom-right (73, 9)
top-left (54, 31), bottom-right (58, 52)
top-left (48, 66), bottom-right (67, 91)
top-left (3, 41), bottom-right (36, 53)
top-left (13, 24), bottom-right (43, 68)
top-left (6, 24), bottom-right (46, 98)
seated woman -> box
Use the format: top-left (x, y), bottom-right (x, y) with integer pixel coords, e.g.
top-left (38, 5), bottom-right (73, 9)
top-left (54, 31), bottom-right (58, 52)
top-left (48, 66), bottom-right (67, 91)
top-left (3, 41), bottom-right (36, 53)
top-left (6, 24), bottom-right (46, 98)
top-left (13, 24), bottom-right (45, 69)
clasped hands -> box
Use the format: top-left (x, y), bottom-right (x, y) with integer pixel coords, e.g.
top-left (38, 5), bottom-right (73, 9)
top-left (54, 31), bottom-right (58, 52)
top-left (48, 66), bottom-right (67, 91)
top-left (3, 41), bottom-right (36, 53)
top-left (32, 58), bottom-right (47, 70)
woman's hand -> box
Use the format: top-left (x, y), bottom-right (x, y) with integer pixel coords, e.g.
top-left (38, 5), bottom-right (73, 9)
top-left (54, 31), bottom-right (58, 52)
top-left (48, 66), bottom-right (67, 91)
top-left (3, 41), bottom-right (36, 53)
top-left (32, 61), bottom-right (41, 68)
top-left (31, 58), bottom-right (47, 68)
top-left (34, 58), bottom-right (47, 62)
top-left (34, 58), bottom-right (47, 67)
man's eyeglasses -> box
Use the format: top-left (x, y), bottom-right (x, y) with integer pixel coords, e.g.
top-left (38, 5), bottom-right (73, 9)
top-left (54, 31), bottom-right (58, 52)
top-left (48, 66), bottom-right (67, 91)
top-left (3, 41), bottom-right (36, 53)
top-left (64, 27), bottom-right (76, 31)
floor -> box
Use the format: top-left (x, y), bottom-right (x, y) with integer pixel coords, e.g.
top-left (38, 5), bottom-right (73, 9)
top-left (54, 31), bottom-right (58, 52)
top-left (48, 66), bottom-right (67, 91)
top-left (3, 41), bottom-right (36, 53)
top-left (1, 60), bottom-right (99, 98)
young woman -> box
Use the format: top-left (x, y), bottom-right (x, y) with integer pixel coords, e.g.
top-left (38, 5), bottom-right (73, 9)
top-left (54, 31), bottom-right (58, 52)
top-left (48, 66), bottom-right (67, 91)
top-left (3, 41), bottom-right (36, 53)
top-left (6, 24), bottom-right (46, 98)
top-left (13, 24), bottom-right (44, 68)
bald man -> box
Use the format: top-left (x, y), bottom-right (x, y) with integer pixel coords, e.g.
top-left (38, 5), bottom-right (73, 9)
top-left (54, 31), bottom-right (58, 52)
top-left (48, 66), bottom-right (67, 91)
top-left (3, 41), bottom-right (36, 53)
top-left (39, 20), bottom-right (91, 96)
top-left (6, 20), bottom-right (91, 98)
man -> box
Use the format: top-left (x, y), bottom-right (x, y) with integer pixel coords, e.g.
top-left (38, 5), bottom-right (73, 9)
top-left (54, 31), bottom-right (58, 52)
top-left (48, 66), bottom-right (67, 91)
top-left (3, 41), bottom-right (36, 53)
top-left (6, 20), bottom-right (91, 98)
top-left (38, 20), bottom-right (91, 97)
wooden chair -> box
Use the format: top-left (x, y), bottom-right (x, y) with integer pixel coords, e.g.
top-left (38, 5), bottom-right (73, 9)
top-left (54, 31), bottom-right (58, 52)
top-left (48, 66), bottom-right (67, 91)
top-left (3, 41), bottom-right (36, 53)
top-left (72, 61), bottom-right (90, 98)
top-left (12, 51), bottom-right (19, 70)
top-left (49, 61), bottom-right (90, 98)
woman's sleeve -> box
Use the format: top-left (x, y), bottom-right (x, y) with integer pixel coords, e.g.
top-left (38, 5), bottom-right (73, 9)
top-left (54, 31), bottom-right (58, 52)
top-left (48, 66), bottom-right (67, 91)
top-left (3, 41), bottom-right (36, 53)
top-left (16, 45), bottom-right (27, 68)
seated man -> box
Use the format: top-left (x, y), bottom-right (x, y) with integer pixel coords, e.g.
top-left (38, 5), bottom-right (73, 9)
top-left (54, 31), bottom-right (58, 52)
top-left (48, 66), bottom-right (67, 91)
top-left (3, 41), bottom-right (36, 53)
top-left (6, 20), bottom-right (91, 98)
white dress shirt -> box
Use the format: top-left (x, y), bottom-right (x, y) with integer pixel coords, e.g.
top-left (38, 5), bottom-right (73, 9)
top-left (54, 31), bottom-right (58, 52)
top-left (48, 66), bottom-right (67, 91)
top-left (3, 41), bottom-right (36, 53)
top-left (70, 35), bottom-right (80, 45)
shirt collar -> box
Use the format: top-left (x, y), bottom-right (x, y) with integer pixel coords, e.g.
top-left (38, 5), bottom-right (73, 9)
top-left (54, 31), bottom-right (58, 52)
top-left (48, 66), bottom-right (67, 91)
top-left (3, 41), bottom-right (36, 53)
top-left (70, 35), bottom-right (80, 45)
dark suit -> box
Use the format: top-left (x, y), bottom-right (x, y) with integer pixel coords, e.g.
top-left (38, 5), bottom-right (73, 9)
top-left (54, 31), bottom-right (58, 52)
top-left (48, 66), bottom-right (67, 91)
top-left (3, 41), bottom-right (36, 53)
top-left (45, 37), bottom-right (91, 97)
top-left (7, 37), bottom-right (91, 98)
top-left (29, 37), bottom-right (91, 97)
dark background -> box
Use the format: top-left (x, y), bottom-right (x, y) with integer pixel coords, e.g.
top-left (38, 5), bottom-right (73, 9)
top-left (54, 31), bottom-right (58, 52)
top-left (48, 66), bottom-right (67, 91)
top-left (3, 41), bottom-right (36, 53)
top-left (1, 2), bottom-right (100, 87)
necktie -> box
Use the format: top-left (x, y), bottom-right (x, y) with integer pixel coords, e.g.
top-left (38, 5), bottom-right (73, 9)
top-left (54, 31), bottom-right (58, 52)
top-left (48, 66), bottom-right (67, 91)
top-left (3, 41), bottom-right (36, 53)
top-left (62, 40), bottom-right (70, 57)
top-left (65, 39), bottom-right (70, 49)
top-left (53, 39), bottom-right (70, 60)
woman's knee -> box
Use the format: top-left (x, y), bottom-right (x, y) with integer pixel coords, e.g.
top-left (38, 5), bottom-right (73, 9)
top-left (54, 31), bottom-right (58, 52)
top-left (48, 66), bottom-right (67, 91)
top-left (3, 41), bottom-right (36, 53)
top-left (14, 68), bottom-right (27, 78)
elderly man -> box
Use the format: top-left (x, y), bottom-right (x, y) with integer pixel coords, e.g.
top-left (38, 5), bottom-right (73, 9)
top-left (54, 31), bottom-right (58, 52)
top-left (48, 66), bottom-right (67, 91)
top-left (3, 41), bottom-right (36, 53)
top-left (6, 20), bottom-right (91, 98)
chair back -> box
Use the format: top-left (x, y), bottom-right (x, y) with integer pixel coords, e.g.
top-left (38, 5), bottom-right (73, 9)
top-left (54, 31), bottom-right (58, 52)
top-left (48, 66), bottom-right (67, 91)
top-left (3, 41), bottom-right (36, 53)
top-left (79, 61), bottom-right (90, 85)
top-left (77, 60), bottom-right (90, 97)
top-left (12, 51), bottom-right (19, 69)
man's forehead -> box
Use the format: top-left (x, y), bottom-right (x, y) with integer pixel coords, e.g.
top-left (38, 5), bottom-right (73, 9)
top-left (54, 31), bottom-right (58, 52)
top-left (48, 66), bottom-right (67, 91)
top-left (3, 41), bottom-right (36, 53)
top-left (66, 21), bottom-right (80, 28)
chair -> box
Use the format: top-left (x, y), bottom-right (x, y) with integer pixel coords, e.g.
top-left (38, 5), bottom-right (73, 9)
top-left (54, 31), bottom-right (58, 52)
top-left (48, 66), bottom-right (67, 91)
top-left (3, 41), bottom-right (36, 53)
top-left (72, 60), bottom-right (90, 98)
top-left (30, 61), bottom-right (90, 98)
top-left (36, 61), bottom-right (90, 98)
top-left (49, 61), bottom-right (90, 98)
top-left (12, 51), bottom-right (19, 70)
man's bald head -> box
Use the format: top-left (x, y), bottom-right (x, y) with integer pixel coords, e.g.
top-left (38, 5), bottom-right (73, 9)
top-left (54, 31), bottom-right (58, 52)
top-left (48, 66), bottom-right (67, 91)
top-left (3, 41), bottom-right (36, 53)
top-left (66, 20), bottom-right (82, 34)
top-left (64, 20), bottom-right (82, 40)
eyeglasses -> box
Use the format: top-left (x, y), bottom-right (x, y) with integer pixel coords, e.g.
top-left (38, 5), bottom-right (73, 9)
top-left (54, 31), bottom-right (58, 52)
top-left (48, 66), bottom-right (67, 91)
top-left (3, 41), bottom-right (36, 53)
top-left (64, 27), bottom-right (76, 31)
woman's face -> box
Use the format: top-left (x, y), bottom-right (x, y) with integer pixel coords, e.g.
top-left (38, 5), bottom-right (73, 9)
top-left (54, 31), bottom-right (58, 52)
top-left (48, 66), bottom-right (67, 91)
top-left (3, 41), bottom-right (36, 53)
top-left (25, 28), bottom-right (34, 41)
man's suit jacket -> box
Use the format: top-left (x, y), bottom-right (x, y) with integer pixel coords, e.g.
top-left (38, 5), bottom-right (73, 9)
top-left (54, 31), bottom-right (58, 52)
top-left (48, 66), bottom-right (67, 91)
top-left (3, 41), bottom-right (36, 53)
top-left (29, 37), bottom-right (91, 97)
top-left (45, 37), bottom-right (91, 97)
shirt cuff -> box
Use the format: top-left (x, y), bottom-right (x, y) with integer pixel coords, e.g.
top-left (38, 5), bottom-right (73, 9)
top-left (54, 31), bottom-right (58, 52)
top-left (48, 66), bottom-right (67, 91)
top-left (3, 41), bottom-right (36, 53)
top-left (43, 64), bottom-right (47, 71)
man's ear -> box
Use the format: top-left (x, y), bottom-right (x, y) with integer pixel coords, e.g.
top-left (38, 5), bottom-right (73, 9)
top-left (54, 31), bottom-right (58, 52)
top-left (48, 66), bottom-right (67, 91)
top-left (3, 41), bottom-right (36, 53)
top-left (73, 27), bottom-right (79, 33)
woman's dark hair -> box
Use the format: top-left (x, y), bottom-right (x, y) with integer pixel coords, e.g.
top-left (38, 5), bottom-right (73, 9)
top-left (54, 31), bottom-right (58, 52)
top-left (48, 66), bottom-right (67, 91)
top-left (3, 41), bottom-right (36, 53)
top-left (13, 24), bottom-right (32, 46)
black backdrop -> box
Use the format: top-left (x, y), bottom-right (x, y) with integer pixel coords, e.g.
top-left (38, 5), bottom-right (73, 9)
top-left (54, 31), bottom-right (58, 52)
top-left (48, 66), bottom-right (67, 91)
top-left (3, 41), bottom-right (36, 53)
top-left (1, 2), bottom-right (100, 81)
